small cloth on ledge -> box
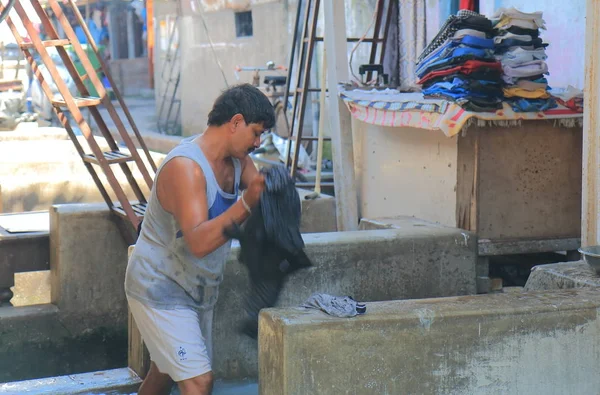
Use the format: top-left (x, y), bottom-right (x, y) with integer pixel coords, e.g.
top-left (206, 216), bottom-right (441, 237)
top-left (301, 293), bottom-right (367, 318)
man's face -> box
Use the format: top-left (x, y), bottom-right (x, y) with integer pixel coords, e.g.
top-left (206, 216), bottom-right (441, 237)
top-left (232, 118), bottom-right (265, 158)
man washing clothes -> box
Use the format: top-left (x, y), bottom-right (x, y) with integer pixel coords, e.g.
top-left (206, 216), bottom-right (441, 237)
top-left (124, 84), bottom-right (275, 395)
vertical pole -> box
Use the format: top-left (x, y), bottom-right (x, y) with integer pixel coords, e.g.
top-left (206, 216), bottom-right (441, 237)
top-left (147, 0), bottom-right (155, 89)
top-left (323, 0), bottom-right (359, 231)
top-left (127, 9), bottom-right (135, 59)
top-left (582, 0), bottom-right (600, 246)
top-left (108, 2), bottom-right (120, 59)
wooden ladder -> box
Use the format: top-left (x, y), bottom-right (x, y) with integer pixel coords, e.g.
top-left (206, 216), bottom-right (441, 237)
top-left (3, 0), bottom-right (157, 243)
top-left (284, 0), bottom-right (393, 187)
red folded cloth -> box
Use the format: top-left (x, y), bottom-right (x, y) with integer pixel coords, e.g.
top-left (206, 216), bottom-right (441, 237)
top-left (460, 0), bottom-right (477, 11)
top-left (418, 60), bottom-right (502, 85)
top-left (555, 97), bottom-right (584, 113)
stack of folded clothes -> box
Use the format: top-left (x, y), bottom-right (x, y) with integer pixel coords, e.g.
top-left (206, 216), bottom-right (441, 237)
top-left (415, 10), bottom-right (504, 112)
top-left (492, 7), bottom-right (556, 112)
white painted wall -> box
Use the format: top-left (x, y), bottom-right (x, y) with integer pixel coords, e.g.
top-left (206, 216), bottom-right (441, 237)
top-left (480, 0), bottom-right (586, 90)
top-left (352, 119), bottom-right (458, 225)
top-left (177, 0), bottom-right (294, 136)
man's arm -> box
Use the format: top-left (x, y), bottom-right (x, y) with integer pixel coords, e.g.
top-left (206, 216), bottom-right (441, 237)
top-left (157, 156), bottom-right (262, 259)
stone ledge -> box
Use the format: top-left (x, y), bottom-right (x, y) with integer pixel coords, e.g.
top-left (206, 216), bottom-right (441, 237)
top-left (359, 215), bottom-right (451, 231)
top-left (524, 260), bottom-right (600, 291)
top-left (218, 226), bottom-right (477, 380)
top-left (0, 303), bottom-right (58, 321)
top-left (0, 367), bottom-right (141, 395)
top-left (259, 288), bottom-right (600, 395)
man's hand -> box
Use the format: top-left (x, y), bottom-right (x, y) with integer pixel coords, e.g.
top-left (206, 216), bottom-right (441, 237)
top-left (243, 173), bottom-right (265, 207)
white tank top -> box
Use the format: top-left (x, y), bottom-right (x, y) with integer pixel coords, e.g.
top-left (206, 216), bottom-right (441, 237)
top-left (124, 136), bottom-right (241, 311)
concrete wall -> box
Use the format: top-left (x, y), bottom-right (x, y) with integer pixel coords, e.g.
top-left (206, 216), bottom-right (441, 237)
top-left (215, 224), bottom-right (477, 379)
top-left (169, 0), bottom-right (386, 137)
top-left (0, 304), bottom-right (128, 384)
top-left (0, 205), bottom-right (131, 383)
top-left (0, 204), bottom-right (475, 383)
top-left (178, 0), bottom-right (294, 136)
top-left (108, 58), bottom-right (151, 97)
top-left (479, 0), bottom-right (585, 90)
top-left (352, 120), bottom-right (583, 240)
top-left (259, 288), bottom-right (600, 395)
top-left (49, 205), bottom-right (131, 327)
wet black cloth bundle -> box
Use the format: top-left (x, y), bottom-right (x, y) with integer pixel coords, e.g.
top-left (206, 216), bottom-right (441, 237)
top-left (224, 165), bottom-right (312, 338)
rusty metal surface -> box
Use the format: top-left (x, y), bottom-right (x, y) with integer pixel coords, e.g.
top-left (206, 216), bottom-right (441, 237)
top-left (11, 0), bottom-right (138, 226)
top-left (285, 0), bottom-right (393, 181)
top-left (3, 4), bottom-right (115, 210)
top-left (2, 0), bottom-right (160, 233)
top-left (288, 0), bottom-right (320, 177)
top-left (63, 0), bottom-right (156, 188)
top-left (49, 0), bottom-right (153, 201)
top-left (68, 0), bottom-right (157, 173)
top-left (0, 79), bottom-right (23, 92)
top-left (366, 0), bottom-right (385, 82)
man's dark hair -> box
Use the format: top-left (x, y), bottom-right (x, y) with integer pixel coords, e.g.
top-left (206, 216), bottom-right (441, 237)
top-left (207, 83), bottom-right (276, 129)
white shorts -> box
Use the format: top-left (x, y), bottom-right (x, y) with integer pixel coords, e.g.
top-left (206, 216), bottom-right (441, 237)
top-left (127, 295), bottom-right (214, 382)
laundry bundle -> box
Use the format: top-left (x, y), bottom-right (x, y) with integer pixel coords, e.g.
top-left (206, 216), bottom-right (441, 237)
top-left (224, 165), bottom-right (312, 339)
top-left (549, 85), bottom-right (584, 113)
top-left (302, 293), bottom-right (367, 318)
top-left (492, 7), bottom-right (556, 112)
top-left (415, 10), bottom-right (504, 112)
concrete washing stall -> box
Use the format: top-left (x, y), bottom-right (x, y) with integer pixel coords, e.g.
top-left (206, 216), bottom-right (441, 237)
top-left (0, 203), bottom-right (477, 389)
top-left (2, 202), bottom-right (599, 394)
top-left (1, 130), bottom-right (598, 394)
top-left (260, 288), bottom-right (600, 395)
